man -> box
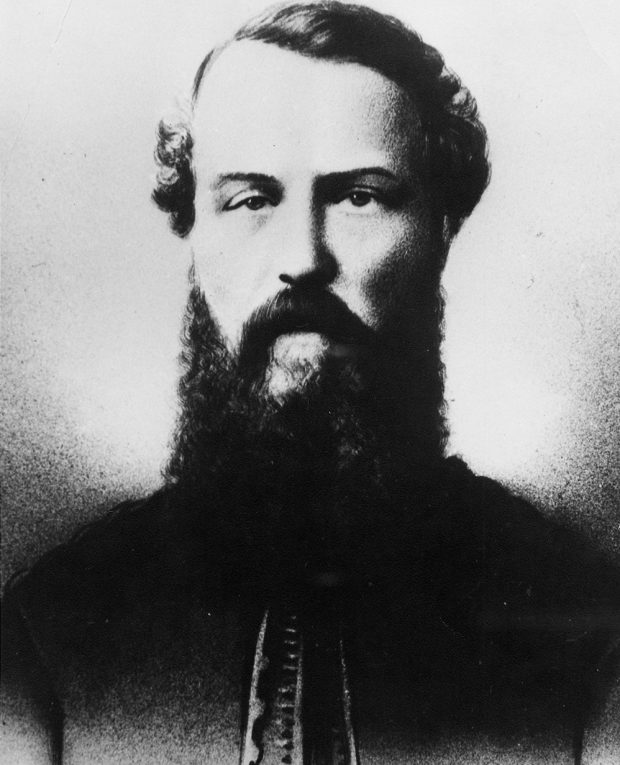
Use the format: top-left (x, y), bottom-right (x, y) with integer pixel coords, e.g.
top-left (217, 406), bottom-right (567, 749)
top-left (2, 3), bottom-right (619, 763)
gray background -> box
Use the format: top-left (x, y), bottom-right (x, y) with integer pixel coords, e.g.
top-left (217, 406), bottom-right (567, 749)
top-left (2, 0), bottom-right (619, 585)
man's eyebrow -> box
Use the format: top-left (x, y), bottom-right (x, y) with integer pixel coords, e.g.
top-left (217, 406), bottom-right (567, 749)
top-left (318, 167), bottom-right (402, 185)
top-left (314, 167), bottom-right (409, 196)
top-left (211, 172), bottom-right (282, 191)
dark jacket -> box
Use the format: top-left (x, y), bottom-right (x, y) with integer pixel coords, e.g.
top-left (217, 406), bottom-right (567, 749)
top-left (2, 458), bottom-right (619, 763)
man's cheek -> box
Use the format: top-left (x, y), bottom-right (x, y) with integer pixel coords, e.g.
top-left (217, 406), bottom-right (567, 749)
top-left (354, 253), bottom-right (416, 329)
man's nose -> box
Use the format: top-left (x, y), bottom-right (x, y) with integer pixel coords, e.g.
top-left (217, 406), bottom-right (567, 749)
top-left (277, 200), bottom-right (338, 289)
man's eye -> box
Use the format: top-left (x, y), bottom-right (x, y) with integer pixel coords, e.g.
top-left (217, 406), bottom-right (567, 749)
top-left (223, 194), bottom-right (275, 212)
top-left (348, 190), bottom-right (374, 207)
top-left (337, 189), bottom-right (383, 210)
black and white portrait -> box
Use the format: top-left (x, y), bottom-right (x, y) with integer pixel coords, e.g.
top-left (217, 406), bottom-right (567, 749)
top-left (2, 2), bottom-right (619, 763)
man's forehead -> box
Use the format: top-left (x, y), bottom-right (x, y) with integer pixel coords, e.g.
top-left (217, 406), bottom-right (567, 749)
top-left (192, 40), bottom-right (418, 178)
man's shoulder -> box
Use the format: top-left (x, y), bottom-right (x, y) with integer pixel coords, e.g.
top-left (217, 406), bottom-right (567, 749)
top-left (3, 466), bottom-right (619, 743)
top-left (4, 490), bottom-right (173, 609)
top-left (2, 489), bottom-right (201, 664)
top-left (6, 460), bottom-right (620, 616)
top-left (4, 461), bottom-right (620, 654)
top-left (437, 456), bottom-right (620, 611)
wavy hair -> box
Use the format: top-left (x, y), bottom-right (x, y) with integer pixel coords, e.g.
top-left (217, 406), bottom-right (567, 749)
top-left (153, 1), bottom-right (490, 243)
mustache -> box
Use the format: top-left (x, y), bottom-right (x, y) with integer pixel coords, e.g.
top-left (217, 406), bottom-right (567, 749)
top-left (237, 288), bottom-right (374, 372)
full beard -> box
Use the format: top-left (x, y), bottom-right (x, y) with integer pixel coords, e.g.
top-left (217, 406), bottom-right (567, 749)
top-left (165, 283), bottom-right (448, 593)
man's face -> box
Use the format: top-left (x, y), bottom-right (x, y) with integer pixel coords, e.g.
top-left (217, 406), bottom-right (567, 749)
top-left (190, 41), bottom-right (439, 397)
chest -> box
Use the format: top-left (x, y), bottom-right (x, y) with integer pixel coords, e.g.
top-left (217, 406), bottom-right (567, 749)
top-left (51, 601), bottom-right (576, 764)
